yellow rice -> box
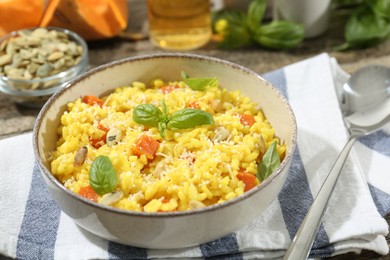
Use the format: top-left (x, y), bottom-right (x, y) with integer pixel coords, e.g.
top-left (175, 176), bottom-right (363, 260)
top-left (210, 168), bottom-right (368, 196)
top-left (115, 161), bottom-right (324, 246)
top-left (50, 78), bottom-right (286, 212)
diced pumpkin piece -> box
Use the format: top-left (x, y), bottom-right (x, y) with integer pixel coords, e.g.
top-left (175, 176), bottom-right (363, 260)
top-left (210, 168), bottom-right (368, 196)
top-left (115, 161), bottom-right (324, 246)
top-left (82, 95), bottom-right (103, 107)
top-left (90, 123), bottom-right (110, 148)
top-left (188, 101), bottom-right (200, 109)
top-left (237, 170), bottom-right (257, 192)
top-left (239, 113), bottom-right (256, 127)
top-left (133, 135), bottom-right (160, 160)
top-left (79, 185), bottom-right (98, 202)
top-left (161, 84), bottom-right (180, 94)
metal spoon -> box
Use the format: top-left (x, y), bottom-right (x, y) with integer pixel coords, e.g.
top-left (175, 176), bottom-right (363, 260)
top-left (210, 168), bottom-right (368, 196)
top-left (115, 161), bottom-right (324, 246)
top-left (283, 65), bottom-right (390, 259)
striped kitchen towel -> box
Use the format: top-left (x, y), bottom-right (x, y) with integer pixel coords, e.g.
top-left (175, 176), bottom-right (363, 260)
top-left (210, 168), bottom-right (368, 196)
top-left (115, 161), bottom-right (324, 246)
top-left (0, 53), bottom-right (389, 259)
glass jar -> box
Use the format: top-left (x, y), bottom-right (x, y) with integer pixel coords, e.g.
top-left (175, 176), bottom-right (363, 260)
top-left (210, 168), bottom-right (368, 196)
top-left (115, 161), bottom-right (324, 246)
top-left (147, 0), bottom-right (212, 50)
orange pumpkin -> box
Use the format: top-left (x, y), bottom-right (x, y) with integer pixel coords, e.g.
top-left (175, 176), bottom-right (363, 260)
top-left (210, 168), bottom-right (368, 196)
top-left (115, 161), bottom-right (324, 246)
top-left (0, 0), bottom-right (44, 36)
top-left (40, 0), bottom-right (128, 40)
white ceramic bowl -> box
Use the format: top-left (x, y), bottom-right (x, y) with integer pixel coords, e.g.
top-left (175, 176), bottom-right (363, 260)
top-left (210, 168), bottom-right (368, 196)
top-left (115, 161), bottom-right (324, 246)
top-left (33, 53), bottom-right (297, 249)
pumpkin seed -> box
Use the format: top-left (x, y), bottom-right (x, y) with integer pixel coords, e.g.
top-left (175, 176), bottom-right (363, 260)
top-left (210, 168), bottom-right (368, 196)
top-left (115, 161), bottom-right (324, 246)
top-left (5, 42), bottom-right (16, 55)
top-left (74, 146), bottom-right (88, 166)
top-left (106, 127), bottom-right (122, 147)
top-left (11, 53), bottom-right (22, 68)
top-left (259, 134), bottom-right (266, 154)
top-left (0, 28), bottom-right (84, 89)
top-left (0, 54), bottom-right (12, 66)
top-left (57, 43), bottom-right (68, 52)
top-left (31, 28), bottom-right (48, 37)
top-left (0, 39), bottom-right (8, 52)
top-left (30, 80), bottom-right (40, 90)
top-left (36, 63), bottom-right (53, 77)
top-left (7, 68), bottom-right (24, 79)
top-left (27, 62), bottom-right (39, 74)
top-left (99, 190), bottom-right (123, 206)
top-left (53, 58), bottom-right (65, 70)
top-left (47, 51), bottom-right (64, 61)
top-left (23, 70), bottom-right (32, 80)
top-left (20, 60), bottom-right (30, 68)
top-left (214, 127), bottom-right (230, 142)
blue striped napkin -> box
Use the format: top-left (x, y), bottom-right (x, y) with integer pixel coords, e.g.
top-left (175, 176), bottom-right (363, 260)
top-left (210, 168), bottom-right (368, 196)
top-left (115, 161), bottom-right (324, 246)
top-left (0, 53), bottom-right (389, 259)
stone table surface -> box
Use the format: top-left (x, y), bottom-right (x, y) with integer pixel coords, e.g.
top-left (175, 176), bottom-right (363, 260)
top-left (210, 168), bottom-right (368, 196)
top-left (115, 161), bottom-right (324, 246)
top-left (0, 1), bottom-right (389, 259)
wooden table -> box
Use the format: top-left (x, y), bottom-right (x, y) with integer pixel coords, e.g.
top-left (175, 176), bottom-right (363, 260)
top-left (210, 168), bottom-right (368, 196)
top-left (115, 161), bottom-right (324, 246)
top-left (0, 1), bottom-right (389, 259)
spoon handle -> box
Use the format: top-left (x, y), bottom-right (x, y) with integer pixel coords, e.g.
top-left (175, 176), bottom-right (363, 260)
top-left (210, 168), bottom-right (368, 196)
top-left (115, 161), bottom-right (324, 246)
top-left (283, 135), bottom-right (358, 259)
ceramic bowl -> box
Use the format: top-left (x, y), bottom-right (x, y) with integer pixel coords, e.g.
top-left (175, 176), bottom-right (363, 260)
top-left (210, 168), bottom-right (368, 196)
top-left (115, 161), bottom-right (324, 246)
top-left (33, 53), bottom-right (297, 249)
top-left (0, 27), bottom-right (88, 107)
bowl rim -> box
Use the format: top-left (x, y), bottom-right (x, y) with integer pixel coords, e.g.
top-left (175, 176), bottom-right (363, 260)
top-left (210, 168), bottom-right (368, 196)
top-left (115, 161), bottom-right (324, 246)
top-left (33, 52), bottom-right (297, 218)
top-left (0, 26), bottom-right (89, 97)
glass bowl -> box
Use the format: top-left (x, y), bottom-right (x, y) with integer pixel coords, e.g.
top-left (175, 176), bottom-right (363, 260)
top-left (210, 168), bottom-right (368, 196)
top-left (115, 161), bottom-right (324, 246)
top-left (0, 27), bottom-right (89, 107)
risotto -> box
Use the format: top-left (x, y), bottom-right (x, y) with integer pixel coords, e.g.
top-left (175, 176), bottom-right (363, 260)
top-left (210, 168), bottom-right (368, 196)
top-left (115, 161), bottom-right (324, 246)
top-left (50, 74), bottom-right (286, 212)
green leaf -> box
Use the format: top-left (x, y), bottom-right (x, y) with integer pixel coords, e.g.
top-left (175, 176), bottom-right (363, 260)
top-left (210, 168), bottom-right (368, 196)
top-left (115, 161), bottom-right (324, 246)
top-left (133, 104), bottom-right (162, 127)
top-left (167, 108), bottom-right (214, 130)
top-left (247, 0), bottom-right (267, 32)
top-left (334, 0), bottom-right (364, 7)
top-left (254, 21), bottom-right (304, 49)
top-left (89, 155), bottom-right (118, 195)
top-left (257, 141), bottom-right (280, 181)
top-left (182, 73), bottom-right (219, 91)
top-left (219, 24), bottom-right (252, 49)
top-left (368, 0), bottom-right (390, 19)
top-left (214, 10), bottom-right (252, 49)
top-left (215, 10), bottom-right (247, 28)
top-left (344, 6), bottom-right (390, 49)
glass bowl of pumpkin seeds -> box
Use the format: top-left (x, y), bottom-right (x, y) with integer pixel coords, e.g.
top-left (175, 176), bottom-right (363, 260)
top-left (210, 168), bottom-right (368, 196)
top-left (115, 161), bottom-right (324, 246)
top-left (0, 27), bottom-right (88, 107)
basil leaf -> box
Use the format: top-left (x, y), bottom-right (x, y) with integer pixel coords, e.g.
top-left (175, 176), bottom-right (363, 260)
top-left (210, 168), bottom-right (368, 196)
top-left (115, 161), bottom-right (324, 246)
top-left (133, 104), bottom-right (162, 127)
top-left (167, 108), bottom-right (214, 130)
top-left (219, 23), bottom-right (252, 49)
top-left (254, 21), bottom-right (304, 49)
top-left (344, 6), bottom-right (390, 49)
top-left (247, 0), bottom-right (267, 33)
top-left (369, 0), bottom-right (390, 19)
top-left (89, 155), bottom-right (118, 195)
top-left (182, 74), bottom-right (219, 91)
top-left (257, 141), bottom-right (280, 181)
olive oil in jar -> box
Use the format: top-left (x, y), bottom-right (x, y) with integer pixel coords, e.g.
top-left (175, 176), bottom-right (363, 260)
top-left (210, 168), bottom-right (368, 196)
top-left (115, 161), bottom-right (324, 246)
top-left (147, 0), bottom-right (212, 50)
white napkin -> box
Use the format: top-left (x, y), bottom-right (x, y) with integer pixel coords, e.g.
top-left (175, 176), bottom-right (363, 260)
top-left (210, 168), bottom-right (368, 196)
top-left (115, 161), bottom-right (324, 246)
top-left (0, 53), bottom-right (389, 259)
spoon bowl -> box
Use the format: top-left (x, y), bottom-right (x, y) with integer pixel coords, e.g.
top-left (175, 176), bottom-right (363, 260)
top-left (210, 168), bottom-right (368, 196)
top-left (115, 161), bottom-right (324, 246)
top-left (342, 65), bottom-right (390, 115)
top-left (284, 64), bottom-right (390, 259)
top-left (342, 65), bottom-right (390, 135)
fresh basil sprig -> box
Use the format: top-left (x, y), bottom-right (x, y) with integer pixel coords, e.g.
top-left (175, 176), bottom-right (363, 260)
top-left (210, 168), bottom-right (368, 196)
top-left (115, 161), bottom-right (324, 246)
top-left (181, 71), bottom-right (218, 91)
top-left (257, 141), bottom-right (280, 181)
top-left (133, 101), bottom-right (214, 138)
top-left (213, 0), bottom-right (304, 50)
top-left (89, 155), bottom-right (118, 195)
top-left (336, 0), bottom-right (390, 50)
